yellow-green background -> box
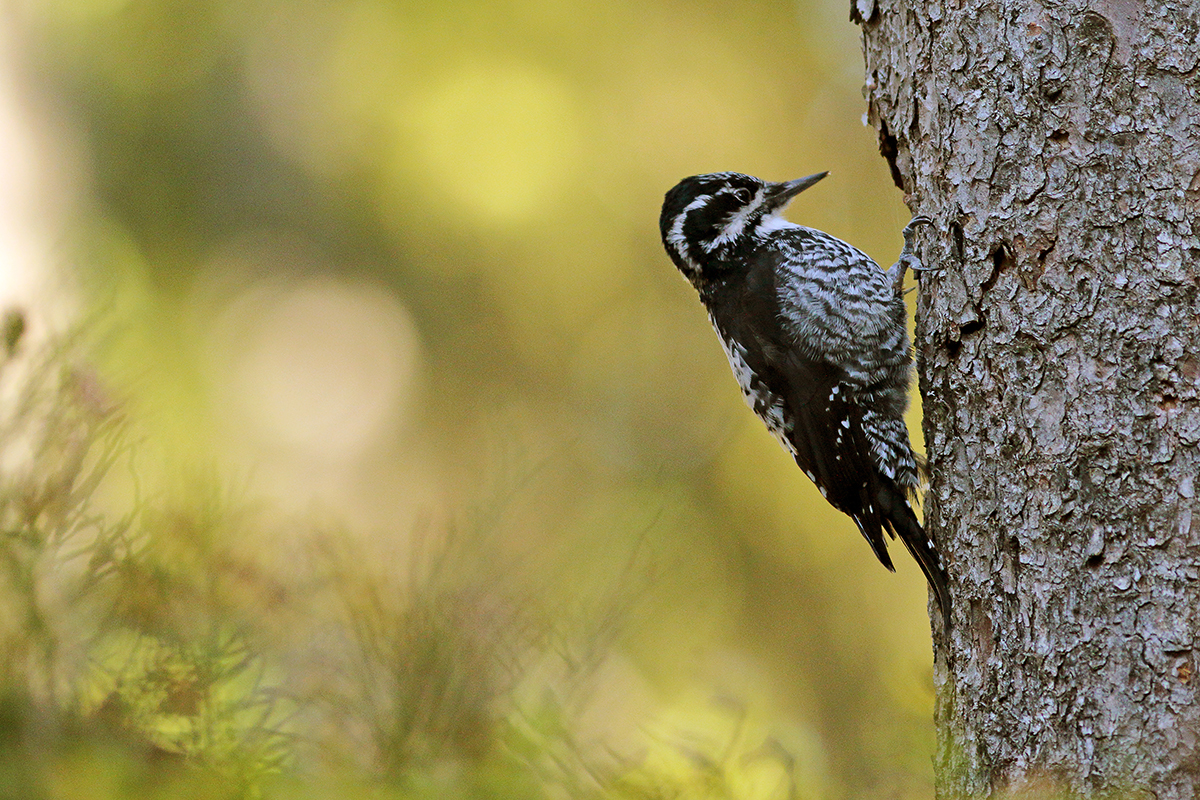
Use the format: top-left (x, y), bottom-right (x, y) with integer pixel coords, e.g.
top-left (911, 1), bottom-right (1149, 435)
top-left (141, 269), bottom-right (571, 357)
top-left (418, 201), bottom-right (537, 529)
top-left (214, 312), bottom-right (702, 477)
top-left (5, 1), bottom-right (935, 797)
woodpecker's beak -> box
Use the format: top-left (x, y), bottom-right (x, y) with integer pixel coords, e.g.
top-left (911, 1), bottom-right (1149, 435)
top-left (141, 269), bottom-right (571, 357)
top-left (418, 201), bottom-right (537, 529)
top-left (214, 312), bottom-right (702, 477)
top-left (769, 172), bottom-right (829, 207)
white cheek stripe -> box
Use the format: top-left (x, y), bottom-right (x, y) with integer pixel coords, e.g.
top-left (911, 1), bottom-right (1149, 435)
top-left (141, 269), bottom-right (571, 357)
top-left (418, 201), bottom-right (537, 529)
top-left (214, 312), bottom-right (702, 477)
top-left (666, 194), bottom-right (713, 274)
top-left (703, 188), bottom-right (767, 252)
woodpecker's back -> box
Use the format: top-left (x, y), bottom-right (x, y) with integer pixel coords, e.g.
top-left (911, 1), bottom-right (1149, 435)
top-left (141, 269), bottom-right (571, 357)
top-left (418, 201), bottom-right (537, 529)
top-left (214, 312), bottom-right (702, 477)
top-left (659, 171), bottom-right (950, 626)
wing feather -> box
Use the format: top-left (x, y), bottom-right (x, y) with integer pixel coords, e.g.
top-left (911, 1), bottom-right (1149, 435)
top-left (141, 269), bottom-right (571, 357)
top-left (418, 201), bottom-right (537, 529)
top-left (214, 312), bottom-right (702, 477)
top-left (712, 258), bottom-right (896, 569)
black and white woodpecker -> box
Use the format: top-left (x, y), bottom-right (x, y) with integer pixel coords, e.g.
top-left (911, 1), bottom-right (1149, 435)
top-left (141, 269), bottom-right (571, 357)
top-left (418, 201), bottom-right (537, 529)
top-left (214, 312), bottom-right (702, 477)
top-left (659, 171), bottom-right (950, 626)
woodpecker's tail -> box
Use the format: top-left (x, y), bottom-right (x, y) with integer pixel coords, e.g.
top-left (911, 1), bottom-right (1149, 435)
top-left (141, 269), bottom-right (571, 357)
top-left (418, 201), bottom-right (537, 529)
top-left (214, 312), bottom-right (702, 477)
top-left (877, 487), bottom-right (951, 629)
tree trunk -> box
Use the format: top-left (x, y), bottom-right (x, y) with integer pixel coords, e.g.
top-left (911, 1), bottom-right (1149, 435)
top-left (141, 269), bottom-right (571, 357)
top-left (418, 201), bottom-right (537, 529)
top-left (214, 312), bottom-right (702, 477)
top-left (855, 0), bottom-right (1200, 797)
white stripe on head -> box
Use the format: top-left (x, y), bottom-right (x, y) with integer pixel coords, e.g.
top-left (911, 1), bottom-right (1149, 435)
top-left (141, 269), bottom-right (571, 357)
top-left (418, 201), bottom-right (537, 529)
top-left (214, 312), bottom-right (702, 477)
top-left (665, 193), bottom-right (712, 277)
top-left (704, 187), bottom-right (767, 252)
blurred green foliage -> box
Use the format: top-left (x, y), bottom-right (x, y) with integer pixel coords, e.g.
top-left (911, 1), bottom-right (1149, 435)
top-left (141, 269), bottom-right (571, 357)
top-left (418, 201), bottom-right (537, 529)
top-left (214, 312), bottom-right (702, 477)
top-left (3, 0), bottom-right (940, 797)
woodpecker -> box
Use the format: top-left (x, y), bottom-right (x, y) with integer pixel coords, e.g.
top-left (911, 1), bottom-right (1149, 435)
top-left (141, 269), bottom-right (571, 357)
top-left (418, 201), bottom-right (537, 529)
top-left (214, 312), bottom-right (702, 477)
top-left (659, 171), bottom-right (949, 626)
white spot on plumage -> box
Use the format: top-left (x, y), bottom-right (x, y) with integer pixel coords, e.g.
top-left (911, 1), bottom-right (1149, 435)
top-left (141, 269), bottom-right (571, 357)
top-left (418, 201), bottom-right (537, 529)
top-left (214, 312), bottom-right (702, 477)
top-left (756, 213), bottom-right (802, 234)
top-left (712, 320), bottom-right (796, 458)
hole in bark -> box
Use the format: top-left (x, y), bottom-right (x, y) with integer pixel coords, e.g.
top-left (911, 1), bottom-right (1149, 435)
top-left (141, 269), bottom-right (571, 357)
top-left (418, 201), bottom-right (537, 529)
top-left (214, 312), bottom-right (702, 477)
top-left (960, 320), bottom-right (984, 337)
top-left (1006, 534), bottom-right (1022, 573)
top-left (991, 242), bottom-right (1015, 272)
top-left (983, 242), bottom-right (1013, 294)
top-left (877, 119), bottom-right (905, 192)
top-left (946, 339), bottom-right (961, 358)
top-left (1049, 129), bottom-right (1068, 143)
top-left (1086, 553), bottom-right (1103, 569)
top-left (949, 220), bottom-right (965, 263)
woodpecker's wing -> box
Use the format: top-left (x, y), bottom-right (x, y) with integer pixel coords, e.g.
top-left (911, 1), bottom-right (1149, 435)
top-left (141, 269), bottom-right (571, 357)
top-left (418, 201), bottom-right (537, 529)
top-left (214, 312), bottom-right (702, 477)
top-left (710, 257), bottom-right (898, 571)
top-left (762, 242), bottom-right (951, 624)
top-left (777, 347), bottom-right (897, 570)
top-left (765, 308), bottom-right (951, 626)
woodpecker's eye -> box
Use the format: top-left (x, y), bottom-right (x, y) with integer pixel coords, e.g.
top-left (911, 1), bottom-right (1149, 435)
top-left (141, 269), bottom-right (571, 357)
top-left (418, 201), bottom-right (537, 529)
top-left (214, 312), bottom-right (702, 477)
top-left (732, 188), bottom-right (753, 205)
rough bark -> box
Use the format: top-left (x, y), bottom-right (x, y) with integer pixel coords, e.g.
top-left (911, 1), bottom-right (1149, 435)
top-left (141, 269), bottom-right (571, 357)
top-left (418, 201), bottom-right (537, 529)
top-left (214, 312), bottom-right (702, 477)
top-left (855, 0), bottom-right (1200, 797)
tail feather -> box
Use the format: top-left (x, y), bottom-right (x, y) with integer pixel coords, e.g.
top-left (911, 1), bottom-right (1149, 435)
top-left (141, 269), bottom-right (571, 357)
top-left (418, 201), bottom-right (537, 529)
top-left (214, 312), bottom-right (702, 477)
top-left (877, 486), bottom-right (951, 629)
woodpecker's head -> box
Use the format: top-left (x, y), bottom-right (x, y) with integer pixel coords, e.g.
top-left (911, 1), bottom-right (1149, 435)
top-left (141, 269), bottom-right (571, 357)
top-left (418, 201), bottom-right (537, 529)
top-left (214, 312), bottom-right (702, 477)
top-left (659, 171), bottom-right (827, 288)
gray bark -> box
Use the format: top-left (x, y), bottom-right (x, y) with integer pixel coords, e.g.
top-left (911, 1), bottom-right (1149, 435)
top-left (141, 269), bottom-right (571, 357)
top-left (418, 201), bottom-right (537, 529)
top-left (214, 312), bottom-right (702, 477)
top-left (855, 0), bottom-right (1200, 797)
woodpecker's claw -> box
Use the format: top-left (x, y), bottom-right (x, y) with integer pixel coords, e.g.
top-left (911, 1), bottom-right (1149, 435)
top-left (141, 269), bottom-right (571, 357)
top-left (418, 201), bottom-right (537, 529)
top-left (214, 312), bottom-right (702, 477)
top-left (903, 215), bottom-right (934, 236)
top-left (889, 215), bottom-right (939, 295)
top-left (901, 215), bottom-right (940, 272)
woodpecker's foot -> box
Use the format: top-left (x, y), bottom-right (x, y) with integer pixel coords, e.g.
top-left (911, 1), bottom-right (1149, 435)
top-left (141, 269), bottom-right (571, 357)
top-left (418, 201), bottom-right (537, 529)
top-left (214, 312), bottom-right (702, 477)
top-left (890, 216), bottom-right (936, 295)
top-left (901, 216), bottom-right (938, 271)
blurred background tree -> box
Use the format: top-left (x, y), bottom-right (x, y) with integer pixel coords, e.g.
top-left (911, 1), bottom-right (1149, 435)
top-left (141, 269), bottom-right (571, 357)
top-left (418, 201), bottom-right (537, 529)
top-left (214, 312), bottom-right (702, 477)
top-left (0, 1), bottom-right (937, 797)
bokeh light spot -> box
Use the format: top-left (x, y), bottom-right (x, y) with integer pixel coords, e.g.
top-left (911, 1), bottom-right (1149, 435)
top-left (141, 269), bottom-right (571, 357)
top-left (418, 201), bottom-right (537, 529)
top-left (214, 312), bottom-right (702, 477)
top-left (212, 275), bottom-right (421, 461)
top-left (395, 61), bottom-right (583, 225)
